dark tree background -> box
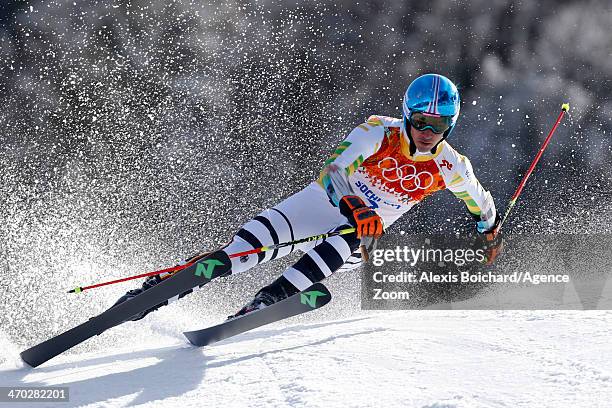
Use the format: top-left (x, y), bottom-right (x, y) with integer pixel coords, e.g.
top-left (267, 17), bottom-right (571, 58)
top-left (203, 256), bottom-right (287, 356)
top-left (0, 0), bottom-right (610, 344)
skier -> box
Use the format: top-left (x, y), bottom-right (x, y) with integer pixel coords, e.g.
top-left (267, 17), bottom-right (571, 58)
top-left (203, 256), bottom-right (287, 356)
top-left (112, 73), bottom-right (502, 320)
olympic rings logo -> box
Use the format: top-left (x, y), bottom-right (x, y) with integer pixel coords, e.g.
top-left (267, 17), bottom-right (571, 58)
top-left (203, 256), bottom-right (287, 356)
top-left (378, 157), bottom-right (434, 192)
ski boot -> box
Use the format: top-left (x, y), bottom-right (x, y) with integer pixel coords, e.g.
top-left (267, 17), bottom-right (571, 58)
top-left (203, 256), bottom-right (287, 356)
top-left (227, 275), bottom-right (299, 319)
top-left (109, 251), bottom-right (217, 321)
top-left (110, 274), bottom-right (167, 321)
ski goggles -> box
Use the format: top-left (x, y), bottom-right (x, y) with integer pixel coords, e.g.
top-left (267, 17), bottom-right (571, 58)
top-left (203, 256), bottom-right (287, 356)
top-left (408, 111), bottom-right (454, 134)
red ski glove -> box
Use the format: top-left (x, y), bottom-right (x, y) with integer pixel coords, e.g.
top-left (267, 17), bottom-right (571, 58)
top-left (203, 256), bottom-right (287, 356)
top-left (339, 195), bottom-right (384, 239)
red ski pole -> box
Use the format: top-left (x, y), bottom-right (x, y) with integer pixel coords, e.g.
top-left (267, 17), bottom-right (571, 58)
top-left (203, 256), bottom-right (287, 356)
top-left (68, 227), bottom-right (356, 293)
top-left (497, 103), bottom-right (570, 232)
top-left (67, 263), bottom-right (193, 293)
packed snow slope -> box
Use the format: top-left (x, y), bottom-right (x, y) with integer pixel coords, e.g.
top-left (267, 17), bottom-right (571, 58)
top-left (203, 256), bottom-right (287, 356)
top-left (1, 309), bottom-right (611, 408)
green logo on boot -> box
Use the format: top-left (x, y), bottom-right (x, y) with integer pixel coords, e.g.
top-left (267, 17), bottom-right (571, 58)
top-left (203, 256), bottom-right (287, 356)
top-left (300, 290), bottom-right (327, 308)
top-left (195, 259), bottom-right (225, 279)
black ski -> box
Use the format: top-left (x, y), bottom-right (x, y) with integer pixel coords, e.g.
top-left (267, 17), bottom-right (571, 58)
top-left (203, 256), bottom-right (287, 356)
top-left (183, 282), bottom-right (331, 347)
top-left (20, 251), bottom-right (232, 367)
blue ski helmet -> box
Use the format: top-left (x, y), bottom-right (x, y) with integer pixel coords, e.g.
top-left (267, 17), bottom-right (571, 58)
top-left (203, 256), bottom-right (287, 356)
top-left (403, 73), bottom-right (460, 154)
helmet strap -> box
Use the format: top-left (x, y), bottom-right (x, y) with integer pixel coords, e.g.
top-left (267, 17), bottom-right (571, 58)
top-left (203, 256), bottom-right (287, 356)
top-left (403, 117), bottom-right (418, 156)
top-left (430, 132), bottom-right (447, 154)
top-left (429, 126), bottom-right (453, 153)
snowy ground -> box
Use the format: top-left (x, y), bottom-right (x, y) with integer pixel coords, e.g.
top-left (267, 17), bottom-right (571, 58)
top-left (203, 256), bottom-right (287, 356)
top-left (1, 310), bottom-right (611, 408)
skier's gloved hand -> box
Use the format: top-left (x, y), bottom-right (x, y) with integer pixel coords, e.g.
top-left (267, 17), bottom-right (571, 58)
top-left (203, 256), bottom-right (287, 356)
top-left (339, 195), bottom-right (384, 263)
top-left (477, 215), bottom-right (503, 265)
top-left (339, 195), bottom-right (384, 238)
